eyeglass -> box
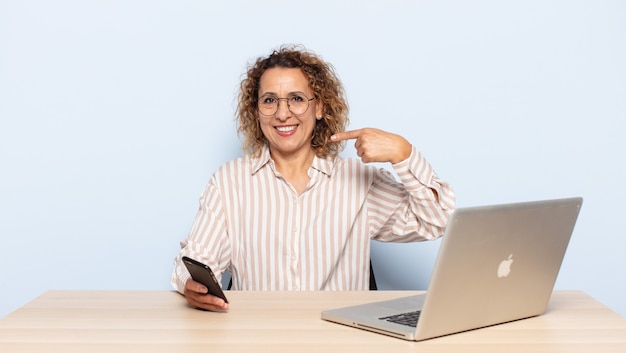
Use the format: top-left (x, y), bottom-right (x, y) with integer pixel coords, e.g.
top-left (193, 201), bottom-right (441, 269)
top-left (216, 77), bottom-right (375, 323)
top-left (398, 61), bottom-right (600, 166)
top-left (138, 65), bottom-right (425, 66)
top-left (257, 93), bottom-right (315, 116)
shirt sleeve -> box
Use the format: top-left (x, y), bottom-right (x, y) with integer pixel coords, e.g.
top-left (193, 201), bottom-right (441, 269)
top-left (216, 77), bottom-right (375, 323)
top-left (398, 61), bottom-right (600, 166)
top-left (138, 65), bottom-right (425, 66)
top-left (369, 146), bottom-right (455, 242)
top-left (170, 179), bottom-right (231, 294)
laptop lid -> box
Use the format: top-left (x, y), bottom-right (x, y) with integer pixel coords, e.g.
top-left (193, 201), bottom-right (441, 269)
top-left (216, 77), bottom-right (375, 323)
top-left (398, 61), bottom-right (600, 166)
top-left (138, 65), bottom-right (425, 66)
top-left (321, 197), bottom-right (583, 341)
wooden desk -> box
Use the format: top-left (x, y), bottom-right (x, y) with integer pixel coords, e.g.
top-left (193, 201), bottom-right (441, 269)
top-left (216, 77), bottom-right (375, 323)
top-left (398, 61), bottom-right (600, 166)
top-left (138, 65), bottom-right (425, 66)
top-left (0, 290), bottom-right (625, 352)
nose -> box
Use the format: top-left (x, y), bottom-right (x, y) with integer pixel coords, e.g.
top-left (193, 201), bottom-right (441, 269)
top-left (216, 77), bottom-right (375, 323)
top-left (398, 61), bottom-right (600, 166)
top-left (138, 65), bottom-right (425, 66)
top-left (275, 99), bottom-right (291, 120)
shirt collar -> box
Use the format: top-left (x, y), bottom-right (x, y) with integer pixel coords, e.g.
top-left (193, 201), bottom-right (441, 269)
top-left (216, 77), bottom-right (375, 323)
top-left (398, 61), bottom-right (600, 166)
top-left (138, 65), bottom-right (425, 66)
top-left (250, 145), bottom-right (334, 177)
top-left (250, 145), bottom-right (272, 175)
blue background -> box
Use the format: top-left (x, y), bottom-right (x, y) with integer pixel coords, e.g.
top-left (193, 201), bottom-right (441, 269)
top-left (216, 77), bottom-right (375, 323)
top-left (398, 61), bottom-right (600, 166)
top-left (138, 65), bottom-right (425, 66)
top-left (1, 0), bottom-right (624, 318)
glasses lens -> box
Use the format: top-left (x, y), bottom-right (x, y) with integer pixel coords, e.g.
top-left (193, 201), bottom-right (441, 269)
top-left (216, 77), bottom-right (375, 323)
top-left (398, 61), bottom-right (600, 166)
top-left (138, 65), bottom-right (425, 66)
top-left (258, 95), bottom-right (278, 116)
top-left (288, 94), bottom-right (309, 115)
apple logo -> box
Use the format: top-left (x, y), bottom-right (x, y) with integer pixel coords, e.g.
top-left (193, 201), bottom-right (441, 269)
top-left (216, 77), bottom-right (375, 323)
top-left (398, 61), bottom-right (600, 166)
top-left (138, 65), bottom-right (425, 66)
top-left (497, 254), bottom-right (514, 278)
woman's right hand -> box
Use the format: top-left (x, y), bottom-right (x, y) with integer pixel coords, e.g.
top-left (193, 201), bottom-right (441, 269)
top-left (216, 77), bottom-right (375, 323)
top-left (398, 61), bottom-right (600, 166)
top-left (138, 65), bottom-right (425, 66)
top-left (184, 278), bottom-right (229, 311)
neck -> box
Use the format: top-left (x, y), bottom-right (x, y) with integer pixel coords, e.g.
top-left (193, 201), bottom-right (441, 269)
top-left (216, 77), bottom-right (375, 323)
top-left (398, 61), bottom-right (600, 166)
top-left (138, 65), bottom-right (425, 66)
top-left (270, 148), bottom-right (316, 178)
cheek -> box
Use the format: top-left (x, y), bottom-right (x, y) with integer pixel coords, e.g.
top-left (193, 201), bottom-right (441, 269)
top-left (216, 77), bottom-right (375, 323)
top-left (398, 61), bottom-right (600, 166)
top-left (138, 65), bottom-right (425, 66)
top-left (257, 119), bottom-right (270, 134)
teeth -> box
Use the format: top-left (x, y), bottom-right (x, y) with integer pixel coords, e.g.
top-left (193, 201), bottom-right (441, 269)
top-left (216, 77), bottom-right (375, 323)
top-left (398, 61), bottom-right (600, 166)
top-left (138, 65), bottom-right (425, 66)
top-left (276, 125), bottom-right (297, 132)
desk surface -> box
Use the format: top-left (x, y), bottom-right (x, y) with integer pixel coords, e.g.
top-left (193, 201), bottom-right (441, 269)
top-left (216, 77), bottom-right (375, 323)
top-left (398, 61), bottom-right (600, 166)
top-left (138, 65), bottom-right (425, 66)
top-left (1, 290), bottom-right (625, 353)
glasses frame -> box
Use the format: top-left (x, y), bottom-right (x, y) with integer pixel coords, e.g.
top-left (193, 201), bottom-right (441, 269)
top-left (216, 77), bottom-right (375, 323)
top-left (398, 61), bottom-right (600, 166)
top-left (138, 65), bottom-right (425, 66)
top-left (257, 93), bottom-right (316, 116)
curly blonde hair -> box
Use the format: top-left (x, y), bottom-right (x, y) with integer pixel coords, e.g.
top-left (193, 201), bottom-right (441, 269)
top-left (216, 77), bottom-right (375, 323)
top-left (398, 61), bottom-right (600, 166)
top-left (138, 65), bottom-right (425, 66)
top-left (236, 45), bottom-right (349, 158)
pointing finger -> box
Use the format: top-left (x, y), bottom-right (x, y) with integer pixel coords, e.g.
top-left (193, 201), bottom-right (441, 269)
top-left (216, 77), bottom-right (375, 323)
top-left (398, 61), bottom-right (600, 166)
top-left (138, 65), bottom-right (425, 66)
top-left (331, 129), bottom-right (362, 141)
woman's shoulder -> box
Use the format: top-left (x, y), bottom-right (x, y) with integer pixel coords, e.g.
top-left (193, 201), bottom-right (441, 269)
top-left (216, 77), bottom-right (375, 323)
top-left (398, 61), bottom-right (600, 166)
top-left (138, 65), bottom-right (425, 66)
top-left (213, 154), bottom-right (255, 177)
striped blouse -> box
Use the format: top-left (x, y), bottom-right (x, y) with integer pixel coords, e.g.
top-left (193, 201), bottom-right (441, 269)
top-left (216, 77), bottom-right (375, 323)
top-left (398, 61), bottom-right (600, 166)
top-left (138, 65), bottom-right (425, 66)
top-left (171, 145), bottom-right (455, 292)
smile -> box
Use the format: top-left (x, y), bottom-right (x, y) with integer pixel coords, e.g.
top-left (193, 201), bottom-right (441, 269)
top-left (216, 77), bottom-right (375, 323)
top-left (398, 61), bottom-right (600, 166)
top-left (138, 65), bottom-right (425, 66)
top-left (275, 125), bottom-right (298, 133)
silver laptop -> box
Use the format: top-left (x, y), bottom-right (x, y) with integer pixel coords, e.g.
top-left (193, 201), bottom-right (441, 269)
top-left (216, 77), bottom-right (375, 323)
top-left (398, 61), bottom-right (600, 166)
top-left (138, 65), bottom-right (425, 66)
top-left (321, 197), bottom-right (583, 341)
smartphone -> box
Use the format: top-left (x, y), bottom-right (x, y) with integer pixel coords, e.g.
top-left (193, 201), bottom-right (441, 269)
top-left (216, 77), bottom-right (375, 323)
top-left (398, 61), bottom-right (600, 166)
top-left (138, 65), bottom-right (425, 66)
top-left (182, 256), bottom-right (229, 303)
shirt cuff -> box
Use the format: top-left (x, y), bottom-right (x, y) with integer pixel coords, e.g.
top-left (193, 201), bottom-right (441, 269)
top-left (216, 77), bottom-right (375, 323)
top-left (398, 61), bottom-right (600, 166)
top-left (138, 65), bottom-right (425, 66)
top-left (392, 146), bottom-right (450, 209)
top-left (392, 146), bottom-right (435, 187)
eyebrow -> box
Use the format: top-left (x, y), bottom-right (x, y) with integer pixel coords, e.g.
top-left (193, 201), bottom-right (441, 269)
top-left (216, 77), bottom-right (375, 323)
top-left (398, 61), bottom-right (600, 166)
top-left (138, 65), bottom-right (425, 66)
top-left (258, 91), bottom-right (310, 97)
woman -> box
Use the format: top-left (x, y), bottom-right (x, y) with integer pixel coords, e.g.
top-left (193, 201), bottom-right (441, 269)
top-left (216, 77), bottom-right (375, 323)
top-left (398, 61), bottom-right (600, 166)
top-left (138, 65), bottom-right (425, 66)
top-left (171, 45), bottom-right (455, 311)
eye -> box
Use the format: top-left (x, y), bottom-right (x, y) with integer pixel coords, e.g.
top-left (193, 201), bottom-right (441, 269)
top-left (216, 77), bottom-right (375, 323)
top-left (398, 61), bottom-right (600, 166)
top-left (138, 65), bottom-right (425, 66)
top-left (261, 96), bottom-right (277, 104)
top-left (289, 94), bottom-right (306, 103)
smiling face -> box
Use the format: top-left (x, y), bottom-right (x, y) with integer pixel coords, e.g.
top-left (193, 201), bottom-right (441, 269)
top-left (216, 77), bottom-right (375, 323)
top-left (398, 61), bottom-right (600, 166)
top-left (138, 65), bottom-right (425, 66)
top-left (258, 67), bottom-right (323, 160)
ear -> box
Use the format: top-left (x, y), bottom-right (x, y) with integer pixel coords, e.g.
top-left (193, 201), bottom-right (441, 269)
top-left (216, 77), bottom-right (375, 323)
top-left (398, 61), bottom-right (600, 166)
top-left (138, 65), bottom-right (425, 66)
top-left (315, 100), bottom-right (324, 120)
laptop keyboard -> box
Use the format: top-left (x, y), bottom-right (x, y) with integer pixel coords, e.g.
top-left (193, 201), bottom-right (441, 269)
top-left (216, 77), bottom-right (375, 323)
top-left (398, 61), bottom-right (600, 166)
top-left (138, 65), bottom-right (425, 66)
top-left (379, 310), bottom-right (421, 327)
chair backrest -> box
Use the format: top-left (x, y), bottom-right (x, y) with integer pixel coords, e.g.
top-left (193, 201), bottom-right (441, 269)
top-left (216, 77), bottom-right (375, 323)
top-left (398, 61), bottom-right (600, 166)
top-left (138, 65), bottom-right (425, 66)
top-left (369, 259), bottom-right (378, 290)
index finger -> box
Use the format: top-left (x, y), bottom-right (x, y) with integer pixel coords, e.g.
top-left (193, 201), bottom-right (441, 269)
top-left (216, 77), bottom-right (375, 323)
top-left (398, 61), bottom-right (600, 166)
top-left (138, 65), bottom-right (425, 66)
top-left (331, 129), bottom-right (362, 141)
